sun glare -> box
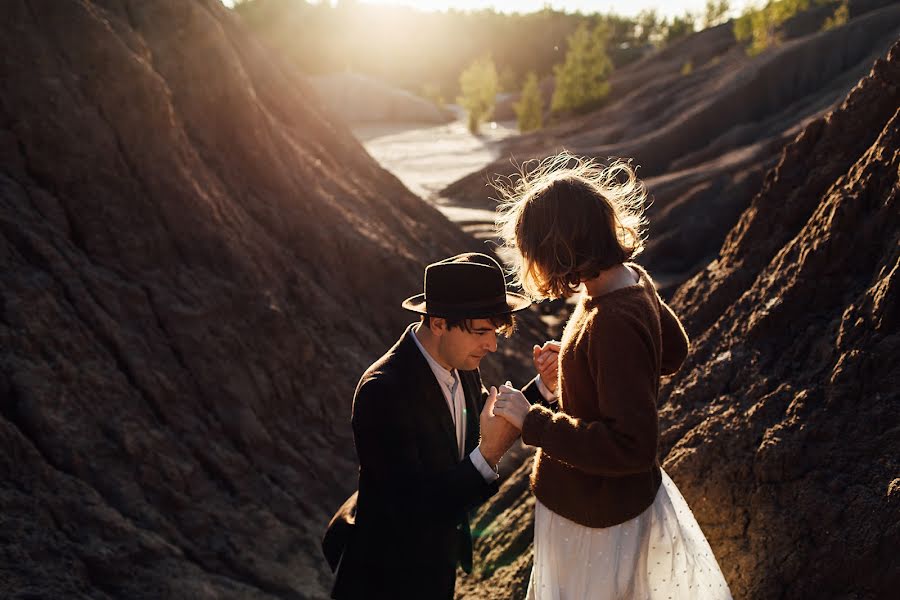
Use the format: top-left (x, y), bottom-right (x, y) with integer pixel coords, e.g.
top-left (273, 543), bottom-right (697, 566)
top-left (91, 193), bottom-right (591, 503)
top-left (355, 1), bottom-right (750, 18)
top-left (224, 1), bottom-right (750, 19)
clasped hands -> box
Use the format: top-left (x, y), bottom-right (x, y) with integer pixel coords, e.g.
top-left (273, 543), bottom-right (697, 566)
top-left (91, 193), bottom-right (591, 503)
top-left (479, 340), bottom-right (560, 466)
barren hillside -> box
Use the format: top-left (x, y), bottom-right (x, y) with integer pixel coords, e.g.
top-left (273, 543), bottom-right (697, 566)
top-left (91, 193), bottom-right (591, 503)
top-left (445, 0), bottom-right (900, 295)
top-left (0, 1), bottom-right (535, 597)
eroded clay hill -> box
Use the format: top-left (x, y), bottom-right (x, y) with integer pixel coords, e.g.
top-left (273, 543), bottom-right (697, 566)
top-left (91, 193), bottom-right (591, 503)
top-left (445, 0), bottom-right (900, 295)
top-left (456, 40), bottom-right (899, 600)
top-left (0, 1), bottom-right (536, 597)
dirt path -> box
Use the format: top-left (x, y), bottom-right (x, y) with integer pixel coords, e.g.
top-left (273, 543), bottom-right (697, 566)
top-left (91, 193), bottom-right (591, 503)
top-left (353, 114), bottom-right (517, 244)
top-left (353, 115), bottom-right (572, 335)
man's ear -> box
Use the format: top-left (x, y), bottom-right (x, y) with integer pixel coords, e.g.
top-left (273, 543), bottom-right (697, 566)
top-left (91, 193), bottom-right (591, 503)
top-left (430, 316), bottom-right (447, 336)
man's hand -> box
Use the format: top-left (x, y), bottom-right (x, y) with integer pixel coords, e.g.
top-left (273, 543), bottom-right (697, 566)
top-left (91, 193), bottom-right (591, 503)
top-left (478, 386), bottom-right (521, 468)
top-left (533, 340), bottom-right (561, 394)
top-left (494, 383), bottom-right (532, 430)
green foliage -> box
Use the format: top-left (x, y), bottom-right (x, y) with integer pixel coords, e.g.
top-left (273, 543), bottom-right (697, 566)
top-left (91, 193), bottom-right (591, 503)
top-left (664, 13), bottom-right (696, 44)
top-left (634, 9), bottom-right (664, 46)
top-left (232, 2), bottom-right (704, 102)
top-left (733, 11), bottom-right (753, 42)
top-left (627, 9), bottom-right (698, 47)
top-left (703, 0), bottom-right (731, 28)
top-left (733, 0), bottom-right (833, 56)
top-left (822, 0), bottom-right (849, 30)
top-left (681, 60), bottom-right (694, 75)
top-left (458, 56), bottom-right (498, 133)
top-left (514, 71), bottom-right (543, 132)
top-left (550, 22), bottom-right (612, 115)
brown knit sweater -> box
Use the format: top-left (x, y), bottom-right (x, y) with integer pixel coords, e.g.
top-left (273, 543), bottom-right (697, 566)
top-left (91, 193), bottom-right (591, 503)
top-left (521, 263), bottom-right (689, 528)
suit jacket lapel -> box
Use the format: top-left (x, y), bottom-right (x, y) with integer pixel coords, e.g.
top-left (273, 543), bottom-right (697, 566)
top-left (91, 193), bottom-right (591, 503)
top-left (397, 325), bottom-right (459, 461)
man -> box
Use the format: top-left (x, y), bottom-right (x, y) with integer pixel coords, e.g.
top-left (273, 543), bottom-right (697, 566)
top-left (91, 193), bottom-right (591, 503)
top-left (322, 253), bottom-right (559, 599)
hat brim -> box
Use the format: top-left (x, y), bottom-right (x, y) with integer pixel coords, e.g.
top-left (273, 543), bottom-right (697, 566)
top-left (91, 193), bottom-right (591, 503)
top-left (401, 292), bottom-right (531, 317)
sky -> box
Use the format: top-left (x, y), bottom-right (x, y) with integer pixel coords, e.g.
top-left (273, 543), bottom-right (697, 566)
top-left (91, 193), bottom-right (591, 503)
top-left (224, 1), bottom-right (756, 19)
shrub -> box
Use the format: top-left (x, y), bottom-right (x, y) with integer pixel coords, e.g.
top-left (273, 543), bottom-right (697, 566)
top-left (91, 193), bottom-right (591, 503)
top-left (665, 13), bottom-right (697, 43)
top-left (734, 0), bottom-right (832, 56)
top-left (703, 0), bottom-right (731, 28)
top-left (458, 56), bottom-right (499, 133)
top-left (822, 0), bottom-right (849, 30)
top-left (514, 71), bottom-right (544, 132)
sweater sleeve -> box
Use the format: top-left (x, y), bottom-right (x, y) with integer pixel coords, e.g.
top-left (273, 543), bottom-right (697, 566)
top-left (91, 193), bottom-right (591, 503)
top-left (520, 314), bottom-right (658, 476)
top-left (658, 296), bottom-right (689, 375)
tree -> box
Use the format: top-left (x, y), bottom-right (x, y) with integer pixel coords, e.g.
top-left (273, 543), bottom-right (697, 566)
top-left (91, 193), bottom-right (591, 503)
top-left (514, 71), bottom-right (544, 132)
top-left (703, 0), bottom-right (731, 29)
top-left (458, 56), bottom-right (499, 133)
top-left (822, 0), bottom-right (849, 31)
top-left (664, 13), bottom-right (696, 44)
top-left (550, 22), bottom-right (612, 115)
top-left (734, 0), bottom-right (823, 56)
top-left (635, 9), bottom-right (663, 45)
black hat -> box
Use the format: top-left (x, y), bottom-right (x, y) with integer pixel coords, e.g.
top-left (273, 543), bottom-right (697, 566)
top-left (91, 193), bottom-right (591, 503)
top-left (401, 253), bottom-right (531, 318)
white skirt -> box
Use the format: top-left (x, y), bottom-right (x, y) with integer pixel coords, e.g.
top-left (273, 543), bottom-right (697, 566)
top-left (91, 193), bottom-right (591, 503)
top-left (526, 470), bottom-right (732, 600)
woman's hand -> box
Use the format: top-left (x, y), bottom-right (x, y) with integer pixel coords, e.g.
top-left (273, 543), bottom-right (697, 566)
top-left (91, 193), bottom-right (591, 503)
top-left (533, 340), bottom-right (561, 394)
top-left (479, 386), bottom-right (521, 467)
top-left (493, 382), bottom-right (532, 430)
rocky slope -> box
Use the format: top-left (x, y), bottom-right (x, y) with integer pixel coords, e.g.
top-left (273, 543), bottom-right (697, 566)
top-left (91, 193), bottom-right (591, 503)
top-left (308, 72), bottom-right (453, 124)
top-left (0, 1), bottom-right (538, 597)
top-left (445, 0), bottom-right (900, 295)
top-left (659, 39), bottom-right (899, 600)
top-left (456, 40), bottom-right (899, 600)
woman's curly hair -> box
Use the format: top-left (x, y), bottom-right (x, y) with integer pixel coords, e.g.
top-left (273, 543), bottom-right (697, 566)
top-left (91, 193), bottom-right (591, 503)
top-left (494, 152), bottom-right (648, 300)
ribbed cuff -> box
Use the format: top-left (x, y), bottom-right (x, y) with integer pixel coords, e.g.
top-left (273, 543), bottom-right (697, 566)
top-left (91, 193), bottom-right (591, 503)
top-left (521, 404), bottom-right (553, 448)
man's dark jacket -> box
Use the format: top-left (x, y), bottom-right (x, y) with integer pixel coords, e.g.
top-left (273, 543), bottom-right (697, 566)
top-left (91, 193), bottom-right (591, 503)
top-left (322, 324), bottom-right (544, 599)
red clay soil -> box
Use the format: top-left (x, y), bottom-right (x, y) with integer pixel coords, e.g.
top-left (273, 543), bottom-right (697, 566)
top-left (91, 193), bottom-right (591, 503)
top-left (445, 0), bottom-right (900, 295)
top-left (0, 1), bottom-right (539, 597)
top-left (455, 41), bottom-right (899, 600)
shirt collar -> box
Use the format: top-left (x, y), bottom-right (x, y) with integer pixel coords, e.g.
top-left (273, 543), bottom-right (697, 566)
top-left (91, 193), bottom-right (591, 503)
top-left (410, 324), bottom-right (457, 389)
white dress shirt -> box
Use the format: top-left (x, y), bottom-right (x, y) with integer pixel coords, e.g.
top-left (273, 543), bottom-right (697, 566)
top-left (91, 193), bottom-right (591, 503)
top-left (534, 373), bottom-right (557, 403)
top-left (410, 326), bottom-right (498, 482)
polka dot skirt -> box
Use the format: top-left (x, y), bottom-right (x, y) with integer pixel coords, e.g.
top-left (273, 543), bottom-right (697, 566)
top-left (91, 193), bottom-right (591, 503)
top-left (526, 470), bottom-right (732, 600)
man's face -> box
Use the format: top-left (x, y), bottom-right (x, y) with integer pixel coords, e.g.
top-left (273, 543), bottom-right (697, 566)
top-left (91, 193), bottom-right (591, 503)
top-left (437, 318), bottom-right (500, 371)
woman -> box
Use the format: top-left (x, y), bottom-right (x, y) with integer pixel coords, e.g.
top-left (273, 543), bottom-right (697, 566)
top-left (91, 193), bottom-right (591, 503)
top-left (492, 153), bottom-right (731, 599)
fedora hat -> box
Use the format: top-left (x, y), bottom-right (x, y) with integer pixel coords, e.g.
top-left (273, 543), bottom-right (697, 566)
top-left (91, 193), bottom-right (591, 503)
top-left (402, 253), bottom-right (531, 318)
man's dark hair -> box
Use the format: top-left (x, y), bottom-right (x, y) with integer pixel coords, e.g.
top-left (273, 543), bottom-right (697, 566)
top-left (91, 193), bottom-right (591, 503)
top-left (421, 313), bottom-right (515, 337)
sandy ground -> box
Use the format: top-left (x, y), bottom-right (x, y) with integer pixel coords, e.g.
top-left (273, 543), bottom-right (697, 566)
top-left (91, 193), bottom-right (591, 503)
top-left (354, 114), bottom-right (522, 265)
top-left (353, 110), bottom-right (518, 216)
